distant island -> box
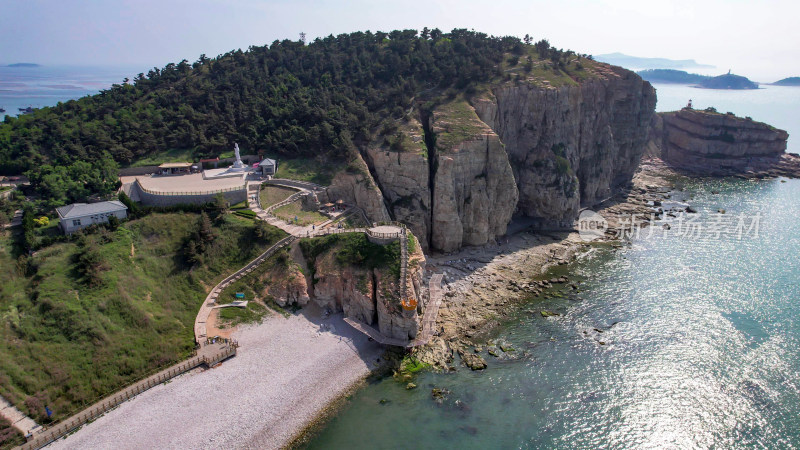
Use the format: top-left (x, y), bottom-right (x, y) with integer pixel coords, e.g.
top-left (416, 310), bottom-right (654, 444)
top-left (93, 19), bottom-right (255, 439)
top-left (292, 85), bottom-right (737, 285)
top-left (596, 52), bottom-right (714, 70)
top-left (638, 69), bottom-right (710, 84)
top-left (6, 63), bottom-right (41, 68)
top-left (771, 77), bottom-right (800, 86)
top-left (697, 73), bottom-right (758, 90)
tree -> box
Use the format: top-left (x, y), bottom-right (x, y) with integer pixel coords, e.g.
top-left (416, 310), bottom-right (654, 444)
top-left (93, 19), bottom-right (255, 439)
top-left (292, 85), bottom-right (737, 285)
top-left (211, 194), bottom-right (229, 220)
top-left (107, 215), bottom-right (120, 230)
top-left (76, 243), bottom-right (105, 287)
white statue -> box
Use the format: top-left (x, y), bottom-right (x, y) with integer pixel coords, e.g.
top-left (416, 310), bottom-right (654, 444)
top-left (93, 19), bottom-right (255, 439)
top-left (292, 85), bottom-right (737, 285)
top-left (230, 142), bottom-right (244, 171)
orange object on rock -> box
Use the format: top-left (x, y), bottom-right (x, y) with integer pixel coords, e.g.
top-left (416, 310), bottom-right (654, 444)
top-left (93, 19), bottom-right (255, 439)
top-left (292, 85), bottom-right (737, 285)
top-left (401, 297), bottom-right (418, 310)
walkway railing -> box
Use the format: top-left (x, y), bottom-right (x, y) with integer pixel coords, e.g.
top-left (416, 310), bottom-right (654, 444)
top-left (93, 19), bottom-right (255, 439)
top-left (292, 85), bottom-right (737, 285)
top-left (195, 235), bottom-right (297, 344)
top-left (266, 178), bottom-right (325, 191)
top-left (16, 343), bottom-right (237, 450)
top-left (135, 178), bottom-right (245, 196)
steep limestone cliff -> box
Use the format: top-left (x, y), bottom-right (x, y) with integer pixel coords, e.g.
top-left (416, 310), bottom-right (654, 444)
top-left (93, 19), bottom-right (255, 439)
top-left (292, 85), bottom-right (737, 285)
top-left (473, 65), bottom-right (655, 221)
top-left (324, 153), bottom-right (391, 224)
top-left (649, 108), bottom-right (791, 175)
top-left (359, 64), bottom-right (655, 252)
top-left (363, 118), bottom-right (432, 249)
top-left (428, 100), bottom-right (518, 252)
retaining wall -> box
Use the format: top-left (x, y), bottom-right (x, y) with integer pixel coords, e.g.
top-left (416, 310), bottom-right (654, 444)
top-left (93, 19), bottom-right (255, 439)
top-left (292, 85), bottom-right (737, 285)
top-left (133, 182), bottom-right (246, 207)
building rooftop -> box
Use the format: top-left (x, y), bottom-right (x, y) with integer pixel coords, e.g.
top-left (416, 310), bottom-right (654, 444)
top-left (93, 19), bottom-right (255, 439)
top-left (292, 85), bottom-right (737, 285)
top-left (56, 201), bottom-right (128, 219)
top-left (258, 158), bottom-right (276, 166)
top-left (158, 162), bottom-right (193, 169)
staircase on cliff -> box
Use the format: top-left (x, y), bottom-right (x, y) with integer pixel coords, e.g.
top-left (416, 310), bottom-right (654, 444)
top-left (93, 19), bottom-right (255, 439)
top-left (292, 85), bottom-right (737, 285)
top-left (400, 227), bottom-right (408, 303)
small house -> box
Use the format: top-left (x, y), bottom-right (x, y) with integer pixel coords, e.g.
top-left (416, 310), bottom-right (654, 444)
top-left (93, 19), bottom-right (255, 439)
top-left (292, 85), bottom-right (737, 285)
top-left (56, 201), bottom-right (128, 234)
top-left (256, 158), bottom-right (277, 176)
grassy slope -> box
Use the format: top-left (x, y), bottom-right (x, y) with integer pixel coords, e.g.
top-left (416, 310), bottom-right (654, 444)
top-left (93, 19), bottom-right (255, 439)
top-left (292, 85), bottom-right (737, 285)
top-left (274, 159), bottom-right (345, 186)
top-left (0, 415), bottom-right (24, 450)
top-left (259, 185), bottom-right (295, 208)
top-left (273, 202), bottom-right (328, 226)
top-left (0, 212), bottom-right (283, 425)
top-left (432, 99), bottom-right (490, 152)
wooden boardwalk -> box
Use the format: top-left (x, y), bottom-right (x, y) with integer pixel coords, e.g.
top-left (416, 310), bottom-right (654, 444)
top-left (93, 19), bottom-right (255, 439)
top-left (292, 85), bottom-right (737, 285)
top-left (411, 273), bottom-right (445, 346)
top-left (343, 318), bottom-right (411, 347)
top-left (15, 342), bottom-right (237, 450)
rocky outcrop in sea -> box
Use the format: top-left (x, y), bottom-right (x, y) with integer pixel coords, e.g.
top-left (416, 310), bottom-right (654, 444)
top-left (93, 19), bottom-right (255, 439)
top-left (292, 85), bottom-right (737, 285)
top-left (649, 108), bottom-right (797, 177)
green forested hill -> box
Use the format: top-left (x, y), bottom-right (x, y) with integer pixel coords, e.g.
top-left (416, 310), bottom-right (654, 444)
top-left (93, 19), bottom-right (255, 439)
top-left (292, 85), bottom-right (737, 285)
top-left (0, 29), bottom-right (587, 206)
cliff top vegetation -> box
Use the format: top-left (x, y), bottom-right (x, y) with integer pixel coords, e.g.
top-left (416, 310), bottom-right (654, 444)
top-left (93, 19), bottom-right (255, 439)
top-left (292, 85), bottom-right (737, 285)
top-left (0, 29), bottom-right (603, 208)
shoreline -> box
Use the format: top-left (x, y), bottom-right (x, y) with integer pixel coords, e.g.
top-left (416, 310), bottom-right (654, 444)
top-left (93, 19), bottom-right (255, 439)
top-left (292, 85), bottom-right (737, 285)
top-left (413, 157), bottom-right (678, 369)
top-left (44, 156), bottom-right (774, 448)
top-left (45, 303), bottom-right (384, 450)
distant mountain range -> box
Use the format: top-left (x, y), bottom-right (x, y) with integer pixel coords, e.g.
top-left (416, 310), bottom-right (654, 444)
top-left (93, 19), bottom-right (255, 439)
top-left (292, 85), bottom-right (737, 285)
top-left (6, 63), bottom-right (41, 68)
top-left (595, 53), bottom-right (714, 70)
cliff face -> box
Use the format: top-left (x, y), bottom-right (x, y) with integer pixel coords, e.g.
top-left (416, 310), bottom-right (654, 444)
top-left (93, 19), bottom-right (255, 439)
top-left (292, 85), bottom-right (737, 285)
top-left (343, 65), bottom-right (655, 252)
top-left (324, 153), bottom-right (391, 224)
top-left (271, 235), bottom-right (425, 341)
top-left (474, 65), bottom-right (655, 219)
top-left (650, 109), bottom-right (790, 175)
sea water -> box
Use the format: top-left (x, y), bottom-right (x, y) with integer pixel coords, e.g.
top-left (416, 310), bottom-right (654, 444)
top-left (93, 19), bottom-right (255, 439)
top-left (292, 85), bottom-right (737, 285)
top-left (307, 86), bottom-right (800, 449)
top-left (0, 65), bottom-right (136, 119)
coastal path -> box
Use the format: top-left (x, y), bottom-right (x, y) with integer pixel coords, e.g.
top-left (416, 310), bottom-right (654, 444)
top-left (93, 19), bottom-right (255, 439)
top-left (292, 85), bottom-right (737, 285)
top-left (248, 179), bottom-right (445, 349)
top-left (0, 395), bottom-right (38, 438)
top-left (15, 341), bottom-right (237, 450)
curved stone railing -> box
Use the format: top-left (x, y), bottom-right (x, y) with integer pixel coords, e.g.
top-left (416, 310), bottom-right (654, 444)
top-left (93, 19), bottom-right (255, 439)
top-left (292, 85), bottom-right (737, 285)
top-left (135, 178), bottom-right (245, 196)
top-left (265, 178), bottom-right (325, 191)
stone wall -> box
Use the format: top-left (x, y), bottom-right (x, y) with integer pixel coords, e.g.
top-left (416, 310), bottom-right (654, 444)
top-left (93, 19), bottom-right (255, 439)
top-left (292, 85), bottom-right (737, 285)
top-left (133, 182), bottom-right (246, 207)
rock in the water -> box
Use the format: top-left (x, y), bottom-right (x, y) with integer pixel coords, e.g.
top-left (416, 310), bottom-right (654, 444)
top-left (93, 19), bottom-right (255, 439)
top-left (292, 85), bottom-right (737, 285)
top-left (498, 341), bottom-right (515, 352)
top-left (406, 382), bottom-right (417, 390)
top-left (487, 346), bottom-right (501, 357)
top-left (461, 353), bottom-right (488, 371)
top-left (540, 310), bottom-right (561, 317)
top-left (431, 387), bottom-right (451, 403)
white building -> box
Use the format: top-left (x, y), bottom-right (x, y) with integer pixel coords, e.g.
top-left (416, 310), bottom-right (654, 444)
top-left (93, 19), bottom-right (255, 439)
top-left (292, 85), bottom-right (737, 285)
top-left (256, 158), bottom-right (277, 176)
top-left (56, 201), bottom-right (128, 234)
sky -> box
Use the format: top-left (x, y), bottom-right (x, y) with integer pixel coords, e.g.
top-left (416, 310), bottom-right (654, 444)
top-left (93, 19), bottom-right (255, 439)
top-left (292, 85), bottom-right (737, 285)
top-left (1, 0), bottom-right (797, 82)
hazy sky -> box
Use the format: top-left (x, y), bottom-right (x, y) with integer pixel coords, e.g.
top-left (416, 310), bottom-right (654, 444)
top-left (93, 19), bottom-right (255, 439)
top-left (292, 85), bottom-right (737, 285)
top-left (1, 0), bottom-right (797, 81)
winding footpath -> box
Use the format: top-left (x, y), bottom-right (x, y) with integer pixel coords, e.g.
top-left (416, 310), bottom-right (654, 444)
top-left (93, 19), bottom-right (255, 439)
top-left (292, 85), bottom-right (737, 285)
top-left (12, 177), bottom-right (441, 449)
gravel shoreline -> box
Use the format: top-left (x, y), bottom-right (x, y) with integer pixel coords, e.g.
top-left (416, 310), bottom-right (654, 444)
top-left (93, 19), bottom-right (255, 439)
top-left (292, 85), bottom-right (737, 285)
top-left (47, 304), bottom-right (383, 450)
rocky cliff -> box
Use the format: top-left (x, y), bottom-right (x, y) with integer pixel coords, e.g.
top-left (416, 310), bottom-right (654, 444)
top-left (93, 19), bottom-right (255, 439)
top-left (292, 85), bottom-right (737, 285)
top-left (334, 64), bottom-right (656, 252)
top-left (268, 235), bottom-right (425, 341)
top-left (649, 108), bottom-right (792, 175)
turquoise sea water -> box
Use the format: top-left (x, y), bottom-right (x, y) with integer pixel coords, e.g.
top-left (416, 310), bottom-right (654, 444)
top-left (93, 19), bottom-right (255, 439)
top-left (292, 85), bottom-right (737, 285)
top-left (3, 67), bottom-right (799, 448)
top-left (308, 85), bottom-right (800, 448)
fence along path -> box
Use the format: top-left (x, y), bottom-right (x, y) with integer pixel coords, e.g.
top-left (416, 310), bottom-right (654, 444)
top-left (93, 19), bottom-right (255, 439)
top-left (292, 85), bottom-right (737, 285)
top-left (252, 182), bottom-right (445, 348)
top-left (194, 235), bottom-right (297, 344)
top-left (14, 342), bottom-right (236, 450)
